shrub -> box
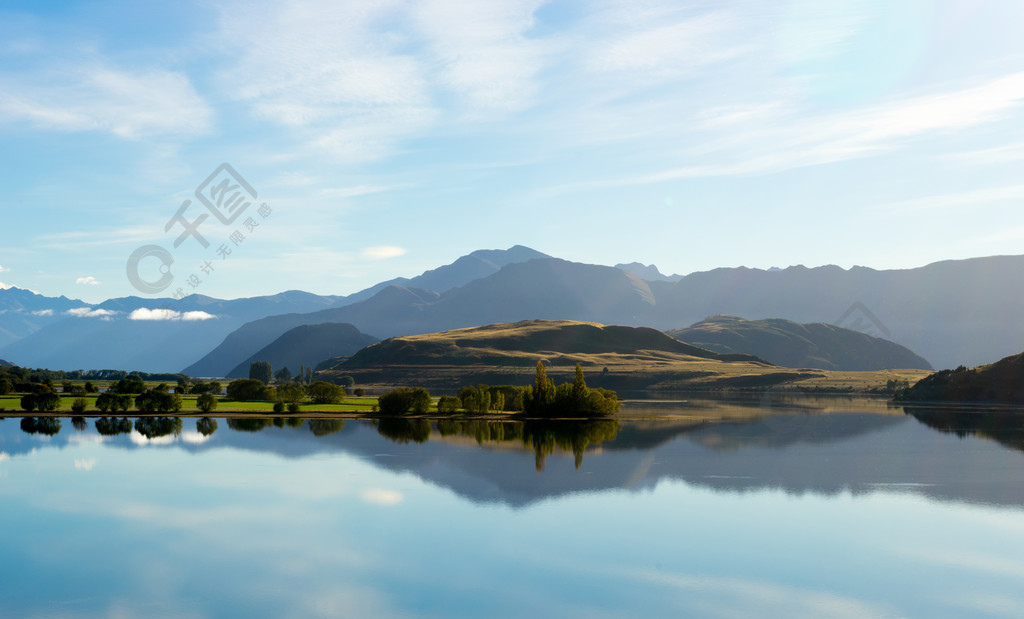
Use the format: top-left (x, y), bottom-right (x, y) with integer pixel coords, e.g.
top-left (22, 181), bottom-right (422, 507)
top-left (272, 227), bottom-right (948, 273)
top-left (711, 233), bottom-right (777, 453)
top-left (134, 390), bottom-right (182, 413)
top-left (287, 402), bottom-right (301, 414)
top-left (354, 388), bottom-right (366, 396)
top-left (71, 398), bottom-right (89, 413)
top-left (21, 392), bottom-right (60, 412)
top-left (273, 401), bottom-right (285, 414)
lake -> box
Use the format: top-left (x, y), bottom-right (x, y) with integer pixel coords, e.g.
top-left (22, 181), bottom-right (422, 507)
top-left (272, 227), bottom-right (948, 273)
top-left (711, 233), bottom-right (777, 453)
top-left (3, 396), bottom-right (1024, 617)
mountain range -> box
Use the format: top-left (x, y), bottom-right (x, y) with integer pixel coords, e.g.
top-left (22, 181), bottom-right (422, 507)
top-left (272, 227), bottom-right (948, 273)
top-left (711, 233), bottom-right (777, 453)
top-left (1, 247), bottom-right (1021, 374)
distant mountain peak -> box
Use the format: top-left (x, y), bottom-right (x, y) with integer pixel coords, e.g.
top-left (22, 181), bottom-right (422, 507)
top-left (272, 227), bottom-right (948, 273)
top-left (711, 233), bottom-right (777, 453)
top-left (615, 262), bottom-right (682, 282)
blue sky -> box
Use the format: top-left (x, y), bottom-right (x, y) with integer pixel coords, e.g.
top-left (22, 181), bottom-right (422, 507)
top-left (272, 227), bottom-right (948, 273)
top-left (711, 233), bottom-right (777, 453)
top-left (1, 0), bottom-right (1023, 302)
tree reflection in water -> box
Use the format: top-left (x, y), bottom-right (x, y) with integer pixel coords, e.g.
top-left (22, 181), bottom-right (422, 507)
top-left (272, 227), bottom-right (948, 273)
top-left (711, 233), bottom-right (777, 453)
top-left (20, 417), bottom-right (62, 436)
top-left (309, 419), bottom-right (345, 436)
top-left (415, 418), bottom-right (619, 471)
top-left (95, 417), bottom-right (133, 436)
top-left (376, 418), bottom-right (431, 444)
top-left (227, 418), bottom-right (272, 433)
top-left (71, 416), bottom-right (88, 432)
top-left (196, 417), bottom-right (218, 436)
top-left (134, 417), bottom-right (183, 439)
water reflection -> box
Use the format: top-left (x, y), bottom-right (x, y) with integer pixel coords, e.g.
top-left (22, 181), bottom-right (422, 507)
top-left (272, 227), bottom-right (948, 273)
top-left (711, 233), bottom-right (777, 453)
top-left (95, 416), bottom-right (133, 436)
top-left (376, 418), bottom-right (431, 444)
top-left (196, 417), bottom-right (218, 436)
top-left (20, 416), bottom-right (61, 435)
top-left (133, 416), bottom-right (183, 439)
top-left (906, 406), bottom-right (1024, 453)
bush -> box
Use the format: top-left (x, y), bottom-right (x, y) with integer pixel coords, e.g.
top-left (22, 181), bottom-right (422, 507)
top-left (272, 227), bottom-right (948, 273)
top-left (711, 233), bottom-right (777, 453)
top-left (196, 393), bottom-right (218, 413)
top-left (378, 387), bottom-right (431, 415)
top-left (0, 377), bottom-right (13, 395)
top-left (287, 402), bottom-right (301, 414)
top-left (437, 395), bottom-right (460, 414)
top-left (273, 401), bottom-right (285, 414)
top-left (71, 398), bottom-right (89, 413)
top-left (354, 388), bottom-right (366, 396)
top-left (20, 394), bottom-right (36, 412)
top-left (276, 382), bottom-right (306, 405)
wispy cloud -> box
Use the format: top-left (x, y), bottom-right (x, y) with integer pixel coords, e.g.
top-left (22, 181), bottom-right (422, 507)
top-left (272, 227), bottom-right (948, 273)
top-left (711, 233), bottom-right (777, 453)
top-left (0, 265), bottom-right (7, 272)
top-left (75, 276), bottom-right (101, 285)
top-left (31, 309), bottom-right (54, 316)
top-left (361, 246), bottom-right (406, 260)
top-left (413, 0), bottom-right (549, 115)
top-left (128, 308), bottom-right (217, 321)
top-left (881, 185), bottom-right (1024, 214)
top-left (73, 458), bottom-right (96, 471)
top-left (0, 65), bottom-right (212, 138)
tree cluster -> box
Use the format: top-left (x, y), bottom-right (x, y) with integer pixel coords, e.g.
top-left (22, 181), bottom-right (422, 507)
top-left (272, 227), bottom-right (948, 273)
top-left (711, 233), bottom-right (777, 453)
top-left (523, 363), bottom-right (619, 416)
top-left (378, 387), bottom-right (431, 415)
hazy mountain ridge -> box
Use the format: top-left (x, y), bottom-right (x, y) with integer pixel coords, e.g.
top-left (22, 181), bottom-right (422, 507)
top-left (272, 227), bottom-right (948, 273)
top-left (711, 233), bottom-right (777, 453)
top-left (225, 323), bottom-right (379, 379)
top-left (668, 315), bottom-right (932, 371)
top-left (4, 250), bottom-right (1024, 374)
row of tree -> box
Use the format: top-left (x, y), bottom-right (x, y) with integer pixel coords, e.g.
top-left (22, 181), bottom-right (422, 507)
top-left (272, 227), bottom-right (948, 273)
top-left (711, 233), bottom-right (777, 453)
top-left (374, 364), bottom-right (618, 417)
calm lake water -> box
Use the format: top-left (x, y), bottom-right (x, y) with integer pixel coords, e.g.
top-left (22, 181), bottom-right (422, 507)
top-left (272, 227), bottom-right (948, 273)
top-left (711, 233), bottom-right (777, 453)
top-left (3, 396), bottom-right (1024, 618)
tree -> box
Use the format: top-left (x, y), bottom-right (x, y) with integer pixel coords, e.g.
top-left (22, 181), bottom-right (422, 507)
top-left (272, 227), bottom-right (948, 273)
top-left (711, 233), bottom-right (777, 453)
top-left (309, 381), bottom-right (345, 405)
top-left (0, 377), bottom-right (12, 395)
top-left (227, 379), bottom-right (275, 401)
top-left (84, 381), bottom-right (98, 393)
top-left (338, 375), bottom-right (355, 388)
top-left (249, 361), bottom-right (273, 384)
top-left (437, 395), bottom-right (460, 414)
top-left (196, 393), bottom-right (218, 413)
top-left (71, 398), bottom-right (89, 413)
top-left (354, 388), bottom-right (366, 396)
top-left (305, 366), bottom-right (313, 385)
top-left (111, 375), bottom-right (147, 394)
top-left (378, 387), bottom-right (431, 415)
top-left (274, 367), bottom-right (293, 384)
top-left (276, 382), bottom-right (305, 405)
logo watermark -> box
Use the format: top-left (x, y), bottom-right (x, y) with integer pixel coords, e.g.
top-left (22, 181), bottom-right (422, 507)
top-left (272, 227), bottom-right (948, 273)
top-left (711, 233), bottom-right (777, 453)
top-left (834, 301), bottom-right (890, 339)
top-left (126, 163), bottom-right (272, 298)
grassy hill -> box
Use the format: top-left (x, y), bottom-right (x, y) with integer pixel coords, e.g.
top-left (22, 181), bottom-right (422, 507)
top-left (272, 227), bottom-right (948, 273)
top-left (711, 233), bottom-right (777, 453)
top-left (668, 315), bottom-right (932, 371)
top-left (896, 352), bottom-right (1024, 404)
top-left (320, 320), bottom-right (927, 392)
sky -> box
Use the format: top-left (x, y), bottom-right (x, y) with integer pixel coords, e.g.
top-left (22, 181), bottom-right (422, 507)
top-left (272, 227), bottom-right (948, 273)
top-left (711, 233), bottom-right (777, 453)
top-left (1, 0), bottom-right (1023, 302)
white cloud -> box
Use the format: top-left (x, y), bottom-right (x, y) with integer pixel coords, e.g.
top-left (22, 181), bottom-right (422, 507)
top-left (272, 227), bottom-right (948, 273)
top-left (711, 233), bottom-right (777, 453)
top-left (0, 282), bottom-right (12, 290)
top-left (74, 458), bottom-right (96, 471)
top-left (0, 265), bottom-right (7, 272)
top-left (66, 307), bottom-right (118, 319)
top-left (0, 65), bottom-right (212, 139)
top-left (31, 309), bottom-right (54, 316)
top-left (128, 308), bottom-right (217, 321)
top-left (75, 276), bottom-right (101, 285)
top-left (361, 246), bottom-right (406, 260)
top-left (360, 489), bottom-right (403, 506)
